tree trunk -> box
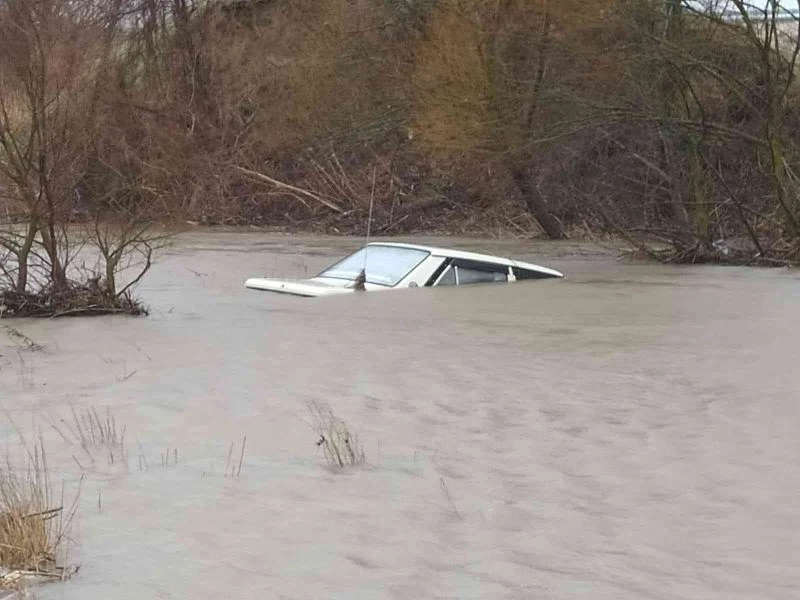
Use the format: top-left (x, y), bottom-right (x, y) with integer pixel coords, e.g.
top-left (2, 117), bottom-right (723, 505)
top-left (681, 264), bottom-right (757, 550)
top-left (105, 252), bottom-right (119, 297)
top-left (766, 129), bottom-right (800, 239)
top-left (14, 219), bottom-right (37, 293)
top-left (39, 224), bottom-right (67, 291)
top-left (512, 168), bottom-right (566, 239)
top-left (656, 130), bottom-right (691, 230)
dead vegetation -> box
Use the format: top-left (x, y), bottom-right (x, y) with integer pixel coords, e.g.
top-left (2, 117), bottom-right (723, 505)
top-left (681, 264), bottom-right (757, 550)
top-left (70, 406), bottom-right (127, 468)
top-left (0, 0), bottom-right (173, 319)
top-left (0, 439), bottom-right (80, 589)
top-left (47, 406), bottom-right (128, 473)
top-left (224, 436), bottom-right (247, 477)
top-left (2, 0), bottom-right (799, 269)
top-left (309, 402), bottom-right (365, 469)
top-left (0, 284), bottom-right (148, 319)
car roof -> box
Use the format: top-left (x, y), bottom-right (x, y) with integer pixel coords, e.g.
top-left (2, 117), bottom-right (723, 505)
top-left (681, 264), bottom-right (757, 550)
top-left (365, 241), bottom-right (561, 276)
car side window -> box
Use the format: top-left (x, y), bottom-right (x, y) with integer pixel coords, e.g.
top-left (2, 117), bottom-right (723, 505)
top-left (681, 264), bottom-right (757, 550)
top-left (434, 261), bottom-right (508, 285)
top-left (434, 265), bottom-right (457, 286)
top-left (456, 266), bottom-right (507, 284)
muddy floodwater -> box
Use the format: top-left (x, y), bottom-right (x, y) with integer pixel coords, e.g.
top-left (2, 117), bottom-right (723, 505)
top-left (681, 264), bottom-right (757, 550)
top-left (1, 231), bottom-right (799, 600)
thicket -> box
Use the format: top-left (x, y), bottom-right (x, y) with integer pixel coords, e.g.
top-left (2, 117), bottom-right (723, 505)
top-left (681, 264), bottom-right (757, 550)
top-left (2, 0), bottom-right (799, 278)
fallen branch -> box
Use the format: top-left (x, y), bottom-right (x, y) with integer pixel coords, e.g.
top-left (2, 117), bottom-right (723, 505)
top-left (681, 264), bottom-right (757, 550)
top-left (379, 214), bottom-right (409, 234)
top-left (235, 166), bottom-right (343, 213)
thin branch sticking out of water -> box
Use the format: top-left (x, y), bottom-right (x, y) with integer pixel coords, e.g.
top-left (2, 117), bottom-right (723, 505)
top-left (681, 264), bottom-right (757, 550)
top-left (136, 439), bottom-right (148, 472)
top-left (161, 448), bottom-right (178, 468)
top-left (224, 436), bottom-right (247, 477)
top-left (439, 477), bottom-right (461, 520)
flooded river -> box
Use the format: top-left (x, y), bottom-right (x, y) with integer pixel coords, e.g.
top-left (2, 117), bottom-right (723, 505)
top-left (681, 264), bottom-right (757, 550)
top-left (1, 231), bottom-right (799, 599)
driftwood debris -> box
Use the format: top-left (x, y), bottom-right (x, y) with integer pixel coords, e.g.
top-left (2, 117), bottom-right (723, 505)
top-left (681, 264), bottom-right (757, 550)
top-left (0, 283), bottom-right (146, 318)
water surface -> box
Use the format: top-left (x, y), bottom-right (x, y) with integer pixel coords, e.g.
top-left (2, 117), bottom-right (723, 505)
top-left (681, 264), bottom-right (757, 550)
top-left (1, 231), bottom-right (798, 600)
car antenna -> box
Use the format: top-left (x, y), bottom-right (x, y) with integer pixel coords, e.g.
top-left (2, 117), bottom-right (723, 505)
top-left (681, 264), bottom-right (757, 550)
top-left (355, 167), bottom-right (376, 292)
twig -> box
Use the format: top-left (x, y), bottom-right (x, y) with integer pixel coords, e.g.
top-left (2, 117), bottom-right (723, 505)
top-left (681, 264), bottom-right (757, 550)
top-left (72, 455), bottom-right (85, 472)
top-left (22, 506), bottom-right (63, 520)
top-left (136, 438), bottom-right (148, 471)
top-left (236, 436), bottom-right (246, 477)
top-left (439, 477), bottom-right (462, 520)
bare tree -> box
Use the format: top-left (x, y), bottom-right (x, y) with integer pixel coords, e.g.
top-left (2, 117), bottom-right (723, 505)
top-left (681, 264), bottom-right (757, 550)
top-left (598, 0), bottom-right (800, 262)
top-left (0, 0), bottom-right (173, 316)
top-left (411, 0), bottom-right (614, 239)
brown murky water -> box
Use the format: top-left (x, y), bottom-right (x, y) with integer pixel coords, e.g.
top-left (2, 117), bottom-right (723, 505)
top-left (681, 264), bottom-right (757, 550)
top-left (1, 231), bottom-right (798, 600)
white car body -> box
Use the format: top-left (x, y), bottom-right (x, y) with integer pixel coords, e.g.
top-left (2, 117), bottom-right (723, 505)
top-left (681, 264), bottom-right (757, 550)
top-left (244, 242), bottom-right (564, 297)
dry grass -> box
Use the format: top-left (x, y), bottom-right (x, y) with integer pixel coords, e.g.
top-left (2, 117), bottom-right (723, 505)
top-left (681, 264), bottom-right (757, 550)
top-left (0, 438), bottom-right (79, 586)
top-left (71, 406), bottom-right (125, 450)
top-left (48, 405), bottom-right (128, 472)
top-left (308, 402), bottom-right (365, 468)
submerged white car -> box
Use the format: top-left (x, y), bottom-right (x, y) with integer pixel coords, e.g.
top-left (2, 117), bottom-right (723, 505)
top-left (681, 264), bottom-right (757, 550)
top-left (244, 242), bottom-right (563, 297)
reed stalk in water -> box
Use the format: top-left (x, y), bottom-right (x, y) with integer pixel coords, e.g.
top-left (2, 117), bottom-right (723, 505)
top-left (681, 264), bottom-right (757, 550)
top-left (308, 402), bottom-right (365, 468)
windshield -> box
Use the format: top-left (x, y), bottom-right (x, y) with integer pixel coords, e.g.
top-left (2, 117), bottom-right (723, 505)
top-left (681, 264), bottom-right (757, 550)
top-left (318, 245), bottom-right (430, 287)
